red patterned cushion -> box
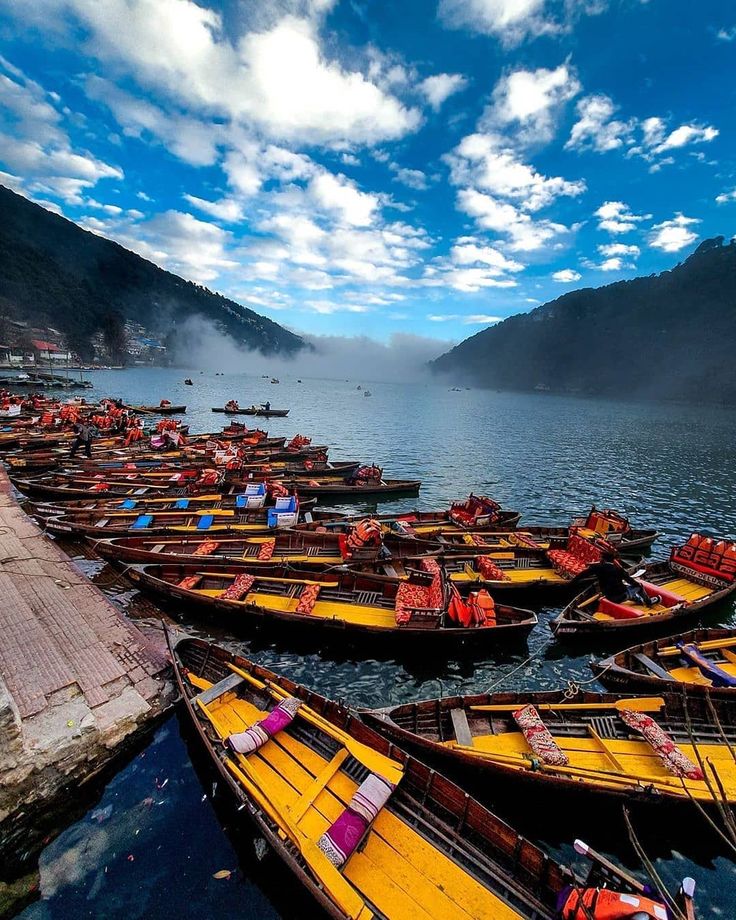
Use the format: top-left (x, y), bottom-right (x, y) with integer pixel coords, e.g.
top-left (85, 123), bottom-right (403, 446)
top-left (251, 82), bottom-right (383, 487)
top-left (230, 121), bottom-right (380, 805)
top-left (296, 583), bottom-right (320, 614)
top-left (395, 581), bottom-right (430, 624)
top-left (513, 705), bottom-right (569, 766)
top-left (258, 539), bottom-right (276, 561)
top-left (548, 550), bottom-right (587, 578)
top-left (619, 709), bottom-right (703, 780)
top-left (193, 541), bottom-right (220, 556)
top-left (178, 575), bottom-right (202, 589)
top-left (476, 556), bottom-right (509, 581)
top-left (221, 574), bottom-right (255, 600)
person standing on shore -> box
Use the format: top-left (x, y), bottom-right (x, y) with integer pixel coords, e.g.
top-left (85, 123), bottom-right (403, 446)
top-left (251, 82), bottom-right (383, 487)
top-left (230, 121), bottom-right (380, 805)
top-left (69, 417), bottom-right (95, 459)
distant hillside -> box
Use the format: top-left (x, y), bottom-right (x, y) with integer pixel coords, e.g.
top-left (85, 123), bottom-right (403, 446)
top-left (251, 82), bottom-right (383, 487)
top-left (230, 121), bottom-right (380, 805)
top-left (431, 237), bottom-right (736, 403)
top-left (0, 186), bottom-right (304, 361)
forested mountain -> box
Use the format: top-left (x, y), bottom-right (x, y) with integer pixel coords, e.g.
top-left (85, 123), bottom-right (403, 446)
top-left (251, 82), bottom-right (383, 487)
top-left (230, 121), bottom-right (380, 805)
top-left (0, 186), bottom-right (304, 361)
top-left (431, 237), bottom-right (736, 403)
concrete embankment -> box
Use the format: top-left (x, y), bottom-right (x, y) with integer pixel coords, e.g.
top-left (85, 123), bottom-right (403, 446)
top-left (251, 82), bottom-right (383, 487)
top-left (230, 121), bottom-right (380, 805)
top-left (0, 468), bottom-right (174, 856)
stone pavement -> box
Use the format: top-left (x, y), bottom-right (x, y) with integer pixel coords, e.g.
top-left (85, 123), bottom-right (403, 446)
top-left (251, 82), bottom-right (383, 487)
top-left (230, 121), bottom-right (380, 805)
top-left (0, 468), bottom-right (173, 833)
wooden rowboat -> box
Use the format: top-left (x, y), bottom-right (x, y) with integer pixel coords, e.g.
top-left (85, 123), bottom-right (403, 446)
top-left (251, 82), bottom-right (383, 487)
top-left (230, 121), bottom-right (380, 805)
top-left (363, 688), bottom-right (736, 807)
top-left (550, 553), bottom-right (736, 641)
top-left (45, 502), bottom-right (307, 538)
top-left (129, 564), bottom-right (537, 646)
top-left (592, 627), bottom-right (736, 697)
top-left (94, 529), bottom-right (401, 567)
top-left (212, 406), bottom-right (290, 417)
top-left (171, 636), bottom-right (696, 920)
top-left (284, 477), bottom-right (421, 499)
top-left (31, 494), bottom-right (317, 519)
top-left (125, 403), bottom-right (186, 415)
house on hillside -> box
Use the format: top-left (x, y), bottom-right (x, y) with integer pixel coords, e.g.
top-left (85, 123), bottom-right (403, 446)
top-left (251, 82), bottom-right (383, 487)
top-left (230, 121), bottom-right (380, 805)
top-left (31, 339), bottom-right (73, 364)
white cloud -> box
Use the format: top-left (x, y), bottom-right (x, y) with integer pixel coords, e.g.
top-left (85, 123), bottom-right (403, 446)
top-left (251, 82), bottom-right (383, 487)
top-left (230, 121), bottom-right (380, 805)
top-left (485, 64), bottom-right (580, 145)
top-left (594, 200), bottom-right (649, 234)
top-left (567, 94), bottom-right (719, 167)
top-left (308, 170), bottom-right (379, 226)
top-left (566, 94), bottom-right (634, 152)
top-left (0, 58), bottom-right (122, 203)
top-left (436, 0), bottom-right (604, 46)
top-left (598, 257), bottom-right (623, 271)
top-left (447, 132), bottom-right (585, 211)
top-left (10, 4), bottom-right (422, 148)
top-left (650, 123), bottom-right (718, 154)
top-left (85, 75), bottom-right (219, 167)
top-left (716, 188), bottom-right (736, 204)
top-left (389, 163), bottom-right (428, 190)
top-left (598, 242), bottom-right (640, 258)
top-left (183, 194), bottom-right (245, 222)
top-left (649, 214), bottom-right (699, 253)
top-left (457, 188), bottom-right (569, 251)
top-left (552, 268), bottom-right (581, 282)
top-left (419, 73), bottom-right (468, 111)
top-left (428, 312), bottom-right (503, 324)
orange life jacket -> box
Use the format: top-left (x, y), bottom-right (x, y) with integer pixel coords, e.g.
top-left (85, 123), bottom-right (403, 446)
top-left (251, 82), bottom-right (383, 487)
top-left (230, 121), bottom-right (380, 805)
top-left (561, 887), bottom-right (667, 920)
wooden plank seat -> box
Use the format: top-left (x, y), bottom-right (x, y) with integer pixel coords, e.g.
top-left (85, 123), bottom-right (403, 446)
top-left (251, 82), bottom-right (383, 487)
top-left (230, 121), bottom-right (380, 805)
top-left (450, 708), bottom-right (474, 746)
top-left (194, 672), bottom-right (245, 706)
top-left (633, 652), bottom-right (675, 681)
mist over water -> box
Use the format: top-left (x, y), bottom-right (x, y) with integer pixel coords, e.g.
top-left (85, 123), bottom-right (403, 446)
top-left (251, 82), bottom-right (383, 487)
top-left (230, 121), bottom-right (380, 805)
top-left (13, 366), bottom-right (736, 920)
top-left (170, 316), bottom-right (452, 383)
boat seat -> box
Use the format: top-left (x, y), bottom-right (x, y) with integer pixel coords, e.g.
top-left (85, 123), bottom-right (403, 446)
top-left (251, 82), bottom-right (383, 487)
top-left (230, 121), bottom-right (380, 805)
top-left (194, 672), bottom-right (245, 706)
top-left (450, 708), bottom-right (473, 746)
top-left (589, 715), bottom-right (619, 740)
top-left (121, 500), bottom-right (137, 509)
top-left (132, 514), bottom-right (153, 529)
top-left (151, 544), bottom-right (165, 553)
top-left (633, 653), bottom-right (675, 681)
top-left (96, 518), bottom-right (109, 527)
top-left (197, 515), bottom-right (215, 530)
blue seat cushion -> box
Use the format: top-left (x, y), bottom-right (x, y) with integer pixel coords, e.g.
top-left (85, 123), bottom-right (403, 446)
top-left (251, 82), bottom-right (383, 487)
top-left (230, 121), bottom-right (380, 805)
top-left (132, 514), bottom-right (153, 529)
top-left (121, 499), bottom-right (137, 510)
top-left (174, 498), bottom-right (190, 509)
top-left (197, 514), bottom-right (214, 530)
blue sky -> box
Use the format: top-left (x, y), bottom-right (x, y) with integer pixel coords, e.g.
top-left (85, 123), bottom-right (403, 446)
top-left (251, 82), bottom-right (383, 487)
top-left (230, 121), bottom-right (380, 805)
top-left (0, 0), bottom-right (734, 345)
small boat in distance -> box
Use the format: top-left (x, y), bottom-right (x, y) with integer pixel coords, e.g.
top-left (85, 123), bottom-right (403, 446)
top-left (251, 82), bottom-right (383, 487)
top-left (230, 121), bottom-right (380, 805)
top-left (363, 390), bottom-right (372, 397)
top-left (184, 378), bottom-right (193, 385)
top-left (270, 377), bottom-right (280, 383)
top-left (212, 405), bottom-right (290, 417)
top-left (125, 402), bottom-right (186, 415)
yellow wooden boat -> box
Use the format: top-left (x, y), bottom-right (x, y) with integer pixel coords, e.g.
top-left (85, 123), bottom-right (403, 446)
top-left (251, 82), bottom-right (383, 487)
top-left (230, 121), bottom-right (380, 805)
top-left (593, 627), bottom-right (736, 696)
top-left (170, 636), bottom-right (695, 919)
top-left (364, 689), bottom-right (736, 807)
top-left (132, 564), bottom-right (538, 646)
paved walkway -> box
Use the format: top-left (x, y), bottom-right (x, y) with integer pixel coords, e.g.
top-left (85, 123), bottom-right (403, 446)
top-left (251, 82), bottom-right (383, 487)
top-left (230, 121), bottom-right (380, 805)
top-left (0, 468), bottom-right (172, 827)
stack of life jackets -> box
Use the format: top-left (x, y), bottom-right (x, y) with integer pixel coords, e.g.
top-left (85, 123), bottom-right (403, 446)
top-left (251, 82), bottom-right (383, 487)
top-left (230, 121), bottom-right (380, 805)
top-left (156, 418), bottom-right (178, 433)
top-left (287, 434), bottom-right (311, 451)
top-left (449, 494), bottom-right (500, 528)
top-left (352, 465), bottom-right (382, 483)
top-left (671, 533), bottom-right (736, 584)
top-left (341, 519), bottom-right (382, 559)
top-left (447, 585), bottom-right (496, 627)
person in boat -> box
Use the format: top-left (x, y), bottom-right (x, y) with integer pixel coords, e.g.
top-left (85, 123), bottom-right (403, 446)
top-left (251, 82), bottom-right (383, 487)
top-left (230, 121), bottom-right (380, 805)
top-left (587, 549), bottom-right (657, 607)
top-left (69, 416), bottom-right (95, 459)
top-left (264, 401), bottom-right (271, 412)
top-left (225, 399), bottom-right (239, 411)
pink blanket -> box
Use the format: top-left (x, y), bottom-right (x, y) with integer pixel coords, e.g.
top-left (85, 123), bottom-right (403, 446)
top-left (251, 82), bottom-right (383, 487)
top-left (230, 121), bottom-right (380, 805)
top-left (227, 696), bottom-right (301, 754)
top-left (317, 773), bottom-right (394, 867)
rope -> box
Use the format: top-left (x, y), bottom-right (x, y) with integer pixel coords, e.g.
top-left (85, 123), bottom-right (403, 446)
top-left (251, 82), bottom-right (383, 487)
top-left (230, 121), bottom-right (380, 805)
top-left (485, 635), bottom-right (553, 693)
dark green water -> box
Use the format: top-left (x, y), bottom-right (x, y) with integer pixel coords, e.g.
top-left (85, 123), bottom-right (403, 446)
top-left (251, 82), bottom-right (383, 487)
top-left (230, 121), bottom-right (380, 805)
top-left (12, 367), bottom-right (736, 918)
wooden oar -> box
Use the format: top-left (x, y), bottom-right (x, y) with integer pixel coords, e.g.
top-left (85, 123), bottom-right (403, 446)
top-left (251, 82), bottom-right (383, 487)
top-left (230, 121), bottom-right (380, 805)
top-left (659, 636), bottom-right (736, 657)
top-left (469, 697), bottom-right (665, 713)
top-left (573, 839), bottom-right (647, 894)
top-left (226, 662), bottom-right (404, 785)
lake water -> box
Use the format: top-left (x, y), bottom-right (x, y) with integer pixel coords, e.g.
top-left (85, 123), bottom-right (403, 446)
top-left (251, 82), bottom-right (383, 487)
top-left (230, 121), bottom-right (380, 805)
top-left (10, 366), bottom-right (736, 919)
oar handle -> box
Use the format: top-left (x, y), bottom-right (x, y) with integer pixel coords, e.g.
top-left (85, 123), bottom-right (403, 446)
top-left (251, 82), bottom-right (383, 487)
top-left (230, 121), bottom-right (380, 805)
top-left (574, 840), bottom-right (646, 893)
